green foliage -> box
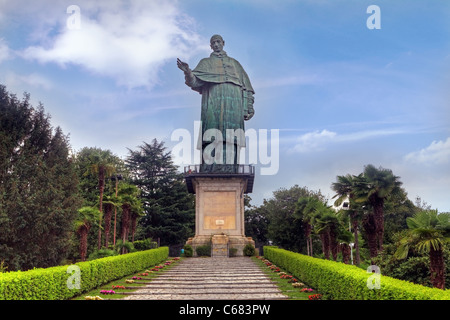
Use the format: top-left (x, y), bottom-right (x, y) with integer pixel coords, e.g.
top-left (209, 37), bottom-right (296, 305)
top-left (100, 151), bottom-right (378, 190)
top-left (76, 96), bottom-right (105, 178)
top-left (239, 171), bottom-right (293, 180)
top-left (263, 246), bottom-right (450, 300)
top-left (196, 245), bottom-right (211, 257)
top-left (133, 238), bottom-right (157, 251)
top-left (400, 210), bottom-right (450, 255)
top-left (125, 139), bottom-right (195, 246)
top-left (243, 244), bottom-right (256, 256)
top-left (261, 185), bottom-right (327, 253)
top-left (183, 245), bottom-right (193, 257)
top-left (114, 240), bottom-right (135, 254)
top-left (229, 248), bottom-right (238, 257)
top-left (0, 85), bottom-right (82, 271)
top-left (0, 247), bottom-right (168, 300)
top-left (88, 249), bottom-right (117, 260)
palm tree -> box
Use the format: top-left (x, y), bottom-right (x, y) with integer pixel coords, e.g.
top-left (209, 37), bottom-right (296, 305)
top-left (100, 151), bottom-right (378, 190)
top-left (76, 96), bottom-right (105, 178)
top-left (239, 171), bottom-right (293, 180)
top-left (395, 210), bottom-right (449, 289)
top-left (294, 196), bottom-right (321, 256)
top-left (74, 206), bottom-right (101, 261)
top-left (86, 150), bottom-right (116, 250)
top-left (118, 183), bottom-right (140, 253)
top-left (102, 194), bottom-right (121, 248)
top-left (314, 203), bottom-right (340, 260)
top-left (337, 228), bottom-right (354, 264)
top-left (130, 199), bottom-right (144, 243)
top-left (110, 174), bottom-right (123, 247)
top-left (353, 164), bottom-right (403, 255)
top-left (331, 173), bottom-right (363, 265)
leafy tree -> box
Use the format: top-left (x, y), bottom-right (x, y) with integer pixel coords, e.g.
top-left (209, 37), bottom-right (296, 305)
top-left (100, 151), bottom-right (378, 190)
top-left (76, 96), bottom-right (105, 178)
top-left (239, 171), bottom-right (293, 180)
top-left (125, 139), bottom-right (194, 246)
top-left (331, 173), bottom-right (362, 264)
top-left (0, 85), bottom-right (81, 270)
top-left (395, 210), bottom-right (450, 289)
top-left (245, 196), bottom-right (269, 249)
top-left (102, 193), bottom-right (121, 248)
top-left (353, 164), bottom-right (403, 255)
top-left (85, 149), bottom-right (117, 249)
top-left (294, 196), bottom-right (323, 257)
top-left (73, 147), bottom-right (125, 251)
top-left (261, 185), bottom-right (326, 253)
top-left (117, 183), bottom-right (140, 252)
top-left (312, 202), bottom-right (341, 260)
top-left (75, 207), bottom-right (101, 261)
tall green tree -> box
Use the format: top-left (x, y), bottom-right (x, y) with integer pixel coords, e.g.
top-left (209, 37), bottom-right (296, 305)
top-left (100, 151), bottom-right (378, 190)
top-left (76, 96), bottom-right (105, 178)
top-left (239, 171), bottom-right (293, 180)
top-left (395, 210), bottom-right (450, 289)
top-left (75, 207), bottom-right (101, 261)
top-left (294, 196), bottom-right (323, 256)
top-left (313, 202), bottom-right (340, 260)
top-left (353, 164), bottom-right (403, 258)
top-left (73, 147), bottom-right (124, 250)
top-left (0, 85), bottom-right (81, 270)
top-left (331, 173), bottom-right (364, 265)
top-left (125, 139), bottom-right (194, 246)
top-left (261, 185), bottom-right (326, 253)
top-left (117, 182), bottom-right (141, 246)
top-left (86, 149), bottom-right (117, 250)
top-left (245, 195), bottom-right (269, 249)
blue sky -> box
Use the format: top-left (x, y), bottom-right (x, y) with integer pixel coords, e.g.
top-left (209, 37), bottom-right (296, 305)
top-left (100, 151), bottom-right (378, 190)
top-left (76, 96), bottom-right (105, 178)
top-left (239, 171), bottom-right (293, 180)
top-left (1, 0), bottom-right (449, 211)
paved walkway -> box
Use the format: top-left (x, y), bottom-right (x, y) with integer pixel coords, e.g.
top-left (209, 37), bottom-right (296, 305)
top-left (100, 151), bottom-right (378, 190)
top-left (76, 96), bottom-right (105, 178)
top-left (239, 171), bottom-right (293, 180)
top-left (122, 257), bottom-right (287, 300)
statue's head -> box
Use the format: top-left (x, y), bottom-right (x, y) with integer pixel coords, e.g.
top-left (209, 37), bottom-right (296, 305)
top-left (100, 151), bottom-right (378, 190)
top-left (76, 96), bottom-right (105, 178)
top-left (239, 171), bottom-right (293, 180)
top-left (210, 34), bottom-right (225, 52)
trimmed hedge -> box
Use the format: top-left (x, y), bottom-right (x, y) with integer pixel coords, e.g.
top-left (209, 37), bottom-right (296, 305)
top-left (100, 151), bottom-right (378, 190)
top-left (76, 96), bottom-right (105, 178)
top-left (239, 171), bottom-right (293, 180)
top-left (0, 247), bottom-right (169, 300)
top-left (263, 246), bottom-right (450, 300)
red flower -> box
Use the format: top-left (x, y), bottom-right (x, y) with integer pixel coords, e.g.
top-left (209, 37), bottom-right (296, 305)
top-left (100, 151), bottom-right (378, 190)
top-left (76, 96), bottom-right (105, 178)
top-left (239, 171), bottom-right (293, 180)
top-left (308, 294), bottom-right (322, 300)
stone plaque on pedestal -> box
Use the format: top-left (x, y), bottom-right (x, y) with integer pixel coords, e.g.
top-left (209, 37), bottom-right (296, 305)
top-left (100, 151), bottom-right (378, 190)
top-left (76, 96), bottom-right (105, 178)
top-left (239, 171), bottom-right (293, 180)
top-left (185, 165), bottom-right (255, 256)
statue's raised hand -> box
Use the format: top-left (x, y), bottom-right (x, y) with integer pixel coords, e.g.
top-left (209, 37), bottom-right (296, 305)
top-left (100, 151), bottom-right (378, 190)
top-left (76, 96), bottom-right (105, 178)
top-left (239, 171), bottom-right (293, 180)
top-left (177, 58), bottom-right (190, 73)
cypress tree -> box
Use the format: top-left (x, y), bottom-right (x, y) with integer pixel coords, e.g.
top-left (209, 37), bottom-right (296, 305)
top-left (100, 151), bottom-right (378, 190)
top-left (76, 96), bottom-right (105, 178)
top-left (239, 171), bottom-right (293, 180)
top-left (0, 85), bottom-right (81, 270)
top-left (125, 139), bottom-right (194, 246)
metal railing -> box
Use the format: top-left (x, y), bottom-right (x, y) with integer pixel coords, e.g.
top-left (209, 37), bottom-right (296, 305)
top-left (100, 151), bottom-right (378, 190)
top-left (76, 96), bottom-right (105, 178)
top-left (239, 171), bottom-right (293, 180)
top-left (184, 164), bottom-right (255, 175)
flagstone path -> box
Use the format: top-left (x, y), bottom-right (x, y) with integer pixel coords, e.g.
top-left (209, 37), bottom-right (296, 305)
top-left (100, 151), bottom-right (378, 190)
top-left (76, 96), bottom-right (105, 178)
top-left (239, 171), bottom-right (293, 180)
top-left (122, 257), bottom-right (288, 300)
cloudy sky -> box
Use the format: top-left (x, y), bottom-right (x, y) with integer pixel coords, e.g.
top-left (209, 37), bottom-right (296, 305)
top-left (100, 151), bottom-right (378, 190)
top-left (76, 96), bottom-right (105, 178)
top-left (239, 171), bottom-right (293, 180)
top-left (1, 0), bottom-right (449, 211)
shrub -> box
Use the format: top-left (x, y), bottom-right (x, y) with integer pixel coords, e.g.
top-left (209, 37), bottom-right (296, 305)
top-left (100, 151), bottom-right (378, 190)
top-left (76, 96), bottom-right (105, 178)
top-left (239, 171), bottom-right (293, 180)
top-left (243, 244), bottom-right (256, 256)
top-left (196, 245), bottom-right (211, 257)
top-left (133, 238), bottom-right (158, 251)
top-left (0, 247), bottom-right (169, 300)
top-left (88, 249), bottom-right (117, 261)
top-left (263, 246), bottom-right (450, 300)
top-left (229, 248), bottom-right (238, 257)
top-left (183, 245), bottom-right (193, 257)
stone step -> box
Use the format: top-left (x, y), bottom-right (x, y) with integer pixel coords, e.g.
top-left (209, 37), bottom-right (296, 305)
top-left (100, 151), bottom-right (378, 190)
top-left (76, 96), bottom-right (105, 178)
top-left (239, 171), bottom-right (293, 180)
top-left (138, 280), bottom-right (273, 288)
top-left (122, 257), bottom-right (287, 300)
top-left (122, 293), bottom-right (288, 300)
top-left (125, 288), bottom-right (282, 294)
top-left (128, 284), bottom-right (277, 289)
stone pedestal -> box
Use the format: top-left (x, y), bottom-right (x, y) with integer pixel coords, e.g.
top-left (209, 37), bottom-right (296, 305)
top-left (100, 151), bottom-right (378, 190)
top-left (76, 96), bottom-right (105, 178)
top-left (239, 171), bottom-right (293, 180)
top-left (185, 166), bottom-right (255, 257)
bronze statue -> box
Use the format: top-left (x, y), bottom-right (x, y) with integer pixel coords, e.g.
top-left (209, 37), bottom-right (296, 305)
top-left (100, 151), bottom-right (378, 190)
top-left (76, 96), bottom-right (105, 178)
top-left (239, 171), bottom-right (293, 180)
top-left (177, 35), bottom-right (255, 169)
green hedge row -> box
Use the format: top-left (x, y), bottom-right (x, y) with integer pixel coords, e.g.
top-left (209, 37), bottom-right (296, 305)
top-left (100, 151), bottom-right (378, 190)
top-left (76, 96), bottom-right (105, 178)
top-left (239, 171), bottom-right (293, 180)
top-left (0, 247), bottom-right (169, 300)
top-left (263, 246), bottom-right (450, 300)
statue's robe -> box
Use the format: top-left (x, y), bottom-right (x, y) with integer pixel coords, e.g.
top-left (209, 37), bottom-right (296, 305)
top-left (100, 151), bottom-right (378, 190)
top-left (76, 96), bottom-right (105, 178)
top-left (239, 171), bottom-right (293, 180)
top-left (184, 51), bottom-right (254, 165)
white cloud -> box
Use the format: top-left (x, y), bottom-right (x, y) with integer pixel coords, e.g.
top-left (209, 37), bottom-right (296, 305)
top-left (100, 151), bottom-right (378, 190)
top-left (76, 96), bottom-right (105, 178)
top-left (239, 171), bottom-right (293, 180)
top-left (404, 137), bottom-right (450, 165)
top-left (289, 129), bottom-right (337, 153)
top-left (286, 128), bottom-right (407, 154)
top-left (18, 0), bottom-right (207, 88)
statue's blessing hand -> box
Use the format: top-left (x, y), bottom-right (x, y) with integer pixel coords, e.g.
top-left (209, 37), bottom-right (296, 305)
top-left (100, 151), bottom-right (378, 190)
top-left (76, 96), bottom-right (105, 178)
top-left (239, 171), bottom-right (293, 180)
top-left (177, 58), bottom-right (190, 72)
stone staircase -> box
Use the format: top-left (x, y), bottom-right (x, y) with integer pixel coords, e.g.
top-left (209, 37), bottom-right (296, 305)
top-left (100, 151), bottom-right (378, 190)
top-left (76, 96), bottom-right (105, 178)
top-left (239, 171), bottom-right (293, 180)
top-left (122, 257), bottom-right (287, 300)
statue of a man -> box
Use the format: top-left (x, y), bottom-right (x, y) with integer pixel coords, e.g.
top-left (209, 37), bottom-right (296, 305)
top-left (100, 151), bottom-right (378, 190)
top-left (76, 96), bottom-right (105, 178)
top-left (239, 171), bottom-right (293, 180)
top-left (177, 34), bottom-right (255, 168)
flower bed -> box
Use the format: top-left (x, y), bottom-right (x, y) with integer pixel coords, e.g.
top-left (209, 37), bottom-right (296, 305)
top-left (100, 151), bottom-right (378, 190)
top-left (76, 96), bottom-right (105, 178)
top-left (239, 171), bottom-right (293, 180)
top-left (263, 246), bottom-right (450, 300)
top-left (0, 247), bottom-right (169, 300)
top-left (256, 255), bottom-right (321, 299)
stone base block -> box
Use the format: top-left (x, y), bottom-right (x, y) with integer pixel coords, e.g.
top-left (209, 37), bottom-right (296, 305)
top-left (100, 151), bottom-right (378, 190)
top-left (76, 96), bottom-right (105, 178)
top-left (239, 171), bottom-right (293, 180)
top-left (186, 235), bottom-right (255, 257)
